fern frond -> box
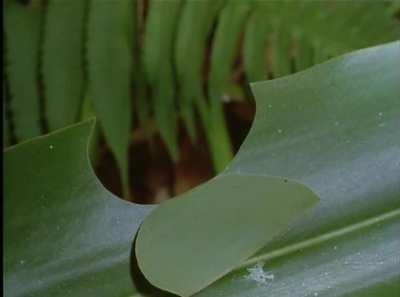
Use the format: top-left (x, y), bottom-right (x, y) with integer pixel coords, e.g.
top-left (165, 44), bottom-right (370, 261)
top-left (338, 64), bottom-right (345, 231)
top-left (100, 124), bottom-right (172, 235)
top-left (142, 0), bottom-right (182, 161)
top-left (42, 0), bottom-right (86, 131)
top-left (4, 0), bottom-right (43, 141)
top-left (174, 0), bottom-right (226, 142)
top-left (207, 0), bottom-right (251, 172)
top-left (87, 0), bottom-right (134, 198)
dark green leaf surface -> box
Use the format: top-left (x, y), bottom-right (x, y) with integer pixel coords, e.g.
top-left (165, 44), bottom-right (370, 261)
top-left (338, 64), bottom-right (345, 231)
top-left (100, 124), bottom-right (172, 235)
top-left (87, 0), bottom-right (134, 197)
top-left (42, 0), bottom-right (86, 130)
top-left (3, 91), bottom-right (10, 146)
top-left (194, 41), bottom-right (400, 296)
top-left (4, 1), bottom-right (43, 141)
top-left (4, 120), bottom-right (153, 297)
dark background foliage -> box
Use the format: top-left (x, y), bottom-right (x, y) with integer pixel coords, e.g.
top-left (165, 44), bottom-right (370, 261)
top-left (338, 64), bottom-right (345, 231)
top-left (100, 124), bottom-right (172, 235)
top-left (3, 0), bottom-right (399, 203)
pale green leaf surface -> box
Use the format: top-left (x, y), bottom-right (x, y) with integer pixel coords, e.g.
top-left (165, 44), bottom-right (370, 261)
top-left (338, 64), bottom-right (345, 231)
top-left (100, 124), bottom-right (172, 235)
top-left (194, 41), bottom-right (400, 296)
top-left (4, 1), bottom-right (43, 141)
top-left (4, 120), bottom-right (154, 297)
top-left (42, 0), bottom-right (86, 130)
top-left (136, 175), bottom-right (318, 297)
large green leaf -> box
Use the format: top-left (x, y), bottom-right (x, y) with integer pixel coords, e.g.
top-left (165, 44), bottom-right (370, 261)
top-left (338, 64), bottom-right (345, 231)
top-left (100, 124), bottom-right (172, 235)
top-left (135, 41), bottom-right (400, 296)
top-left (194, 41), bottom-right (400, 296)
top-left (4, 41), bottom-right (399, 297)
top-left (4, 120), bottom-right (153, 297)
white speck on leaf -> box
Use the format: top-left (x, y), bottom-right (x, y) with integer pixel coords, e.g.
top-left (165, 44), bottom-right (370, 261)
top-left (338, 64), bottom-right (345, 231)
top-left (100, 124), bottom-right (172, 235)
top-left (222, 94), bottom-right (231, 102)
top-left (378, 112), bottom-right (383, 117)
top-left (245, 262), bottom-right (274, 286)
top-left (20, 259), bottom-right (25, 265)
top-left (49, 145), bottom-right (54, 150)
top-left (277, 129), bottom-right (283, 134)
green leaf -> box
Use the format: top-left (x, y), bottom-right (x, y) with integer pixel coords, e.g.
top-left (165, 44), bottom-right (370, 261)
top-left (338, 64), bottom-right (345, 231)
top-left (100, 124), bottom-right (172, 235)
top-left (206, 0), bottom-right (251, 172)
top-left (42, 0), bottom-right (86, 130)
top-left (3, 46), bottom-right (11, 147)
top-left (142, 0), bottom-right (182, 161)
top-left (136, 175), bottom-right (318, 296)
top-left (194, 41), bottom-right (400, 296)
top-left (87, 0), bottom-right (134, 198)
top-left (4, 0), bottom-right (43, 141)
top-left (4, 119), bottom-right (153, 297)
top-left (80, 94), bottom-right (100, 166)
top-left (243, 3), bottom-right (271, 82)
top-left (245, 1), bottom-right (399, 77)
top-left (134, 41), bottom-right (400, 297)
top-left (174, 0), bottom-right (226, 142)
top-left (3, 90), bottom-right (11, 147)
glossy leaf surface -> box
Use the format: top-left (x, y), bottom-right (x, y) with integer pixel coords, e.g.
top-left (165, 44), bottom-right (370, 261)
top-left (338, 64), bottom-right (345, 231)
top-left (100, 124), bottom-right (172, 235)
top-left (4, 120), bottom-right (153, 297)
top-left (4, 42), bottom-right (400, 297)
top-left (195, 41), bottom-right (400, 296)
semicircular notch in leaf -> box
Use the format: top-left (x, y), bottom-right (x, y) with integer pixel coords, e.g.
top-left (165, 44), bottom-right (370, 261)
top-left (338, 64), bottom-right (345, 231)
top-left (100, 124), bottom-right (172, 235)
top-left (4, 119), bottom-right (154, 297)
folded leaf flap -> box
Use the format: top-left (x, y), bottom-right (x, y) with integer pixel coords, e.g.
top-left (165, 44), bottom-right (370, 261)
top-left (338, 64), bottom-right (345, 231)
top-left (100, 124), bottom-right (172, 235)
top-left (136, 174), bottom-right (319, 296)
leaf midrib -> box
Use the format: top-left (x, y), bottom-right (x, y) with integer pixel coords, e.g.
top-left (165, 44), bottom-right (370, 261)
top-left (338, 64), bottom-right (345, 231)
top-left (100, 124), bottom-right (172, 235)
top-left (234, 207), bottom-right (400, 271)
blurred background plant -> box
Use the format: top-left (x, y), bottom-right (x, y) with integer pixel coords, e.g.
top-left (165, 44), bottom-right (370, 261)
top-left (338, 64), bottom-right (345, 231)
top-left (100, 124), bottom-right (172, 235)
top-left (3, 0), bottom-right (399, 203)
